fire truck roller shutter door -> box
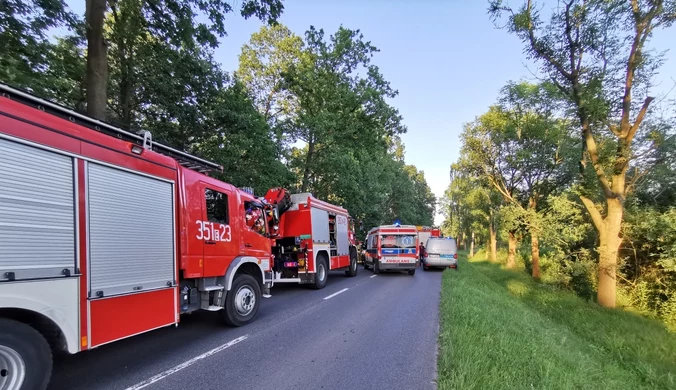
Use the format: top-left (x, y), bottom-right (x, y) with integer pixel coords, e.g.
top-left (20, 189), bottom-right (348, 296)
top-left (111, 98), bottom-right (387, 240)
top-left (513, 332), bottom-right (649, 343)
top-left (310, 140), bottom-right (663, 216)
top-left (87, 163), bottom-right (175, 297)
top-left (336, 215), bottom-right (349, 256)
top-left (311, 207), bottom-right (330, 243)
top-left (0, 138), bottom-right (76, 281)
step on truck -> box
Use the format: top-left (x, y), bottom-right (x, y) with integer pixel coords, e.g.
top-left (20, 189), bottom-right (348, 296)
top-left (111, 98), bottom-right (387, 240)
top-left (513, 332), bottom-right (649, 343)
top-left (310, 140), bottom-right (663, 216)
top-left (363, 224), bottom-right (419, 275)
top-left (0, 83), bottom-right (356, 390)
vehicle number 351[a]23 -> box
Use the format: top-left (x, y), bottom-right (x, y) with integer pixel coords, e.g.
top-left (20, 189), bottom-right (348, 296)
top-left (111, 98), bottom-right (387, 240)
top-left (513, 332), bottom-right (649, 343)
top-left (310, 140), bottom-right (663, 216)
top-left (196, 220), bottom-right (231, 242)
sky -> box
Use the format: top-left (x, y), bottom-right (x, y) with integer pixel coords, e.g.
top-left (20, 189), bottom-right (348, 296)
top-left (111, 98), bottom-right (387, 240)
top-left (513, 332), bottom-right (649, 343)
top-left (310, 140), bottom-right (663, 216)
top-left (64, 0), bottom-right (676, 226)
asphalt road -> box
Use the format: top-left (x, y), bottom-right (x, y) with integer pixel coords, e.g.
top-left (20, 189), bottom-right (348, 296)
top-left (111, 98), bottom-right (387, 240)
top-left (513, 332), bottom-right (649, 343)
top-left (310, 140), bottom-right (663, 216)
top-left (49, 266), bottom-right (443, 390)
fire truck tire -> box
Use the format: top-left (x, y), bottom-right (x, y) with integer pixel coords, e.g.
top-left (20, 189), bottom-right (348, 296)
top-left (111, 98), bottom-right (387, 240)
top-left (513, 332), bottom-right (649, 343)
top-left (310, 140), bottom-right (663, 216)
top-left (345, 251), bottom-right (358, 277)
top-left (220, 274), bottom-right (261, 327)
top-left (0, 318), bottom-right (52, 390)
top-left (312, 255), bottom-right (329, 290)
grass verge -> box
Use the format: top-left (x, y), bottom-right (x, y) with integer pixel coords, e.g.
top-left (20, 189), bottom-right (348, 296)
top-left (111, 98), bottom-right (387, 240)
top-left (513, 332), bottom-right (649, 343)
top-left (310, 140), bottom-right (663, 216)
top-left (437, 255), bottom-right (676, 390)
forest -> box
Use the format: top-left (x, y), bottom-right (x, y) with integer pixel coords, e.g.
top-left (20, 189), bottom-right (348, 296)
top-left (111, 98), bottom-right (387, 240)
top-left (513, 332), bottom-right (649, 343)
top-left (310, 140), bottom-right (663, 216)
top-left (440, 0), bottom-right (676, 329)
top-left (0, 0), bottom-right (436, 237)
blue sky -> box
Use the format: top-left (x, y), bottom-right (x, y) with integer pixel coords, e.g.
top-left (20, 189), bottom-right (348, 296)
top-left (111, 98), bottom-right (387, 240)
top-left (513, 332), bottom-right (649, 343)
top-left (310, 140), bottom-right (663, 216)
top-left (64, 0), bottom-right (676, 225)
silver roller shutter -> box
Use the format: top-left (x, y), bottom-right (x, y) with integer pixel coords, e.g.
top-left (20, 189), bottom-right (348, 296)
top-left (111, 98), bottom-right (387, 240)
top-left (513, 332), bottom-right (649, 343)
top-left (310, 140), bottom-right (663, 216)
top-left (336, 216), bottom-right (349, 256)
top-left (0, 138), bottom-right (76, 281)
top-left (311, 207), bottom-right (330, 243)
top-left (87, 163), bottom-right (175, 297)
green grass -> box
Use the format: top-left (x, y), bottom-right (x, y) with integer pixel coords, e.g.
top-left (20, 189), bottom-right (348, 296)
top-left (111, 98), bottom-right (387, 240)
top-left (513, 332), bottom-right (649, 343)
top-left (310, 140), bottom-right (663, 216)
top-left (437, 254), bottom-right (676, 390)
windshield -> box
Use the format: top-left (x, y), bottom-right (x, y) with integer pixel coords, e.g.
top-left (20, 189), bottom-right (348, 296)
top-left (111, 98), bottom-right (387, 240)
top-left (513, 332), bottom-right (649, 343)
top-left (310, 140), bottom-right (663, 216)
top-left (380, 235), bottom-right (417, 249)
top-left (426, 238), bottom-right (457, 254)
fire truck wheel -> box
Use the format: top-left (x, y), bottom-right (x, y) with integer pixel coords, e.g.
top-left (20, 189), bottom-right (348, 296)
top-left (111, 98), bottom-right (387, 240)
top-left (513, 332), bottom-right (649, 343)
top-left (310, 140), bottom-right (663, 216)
top-left (0, 319), bottom-right (52, 390)
top-left (220, 274), bottom-right (261, 327)
top-left (312, 255), bottom-right (329, 290)
top-left (345, 252), bottom-right (358, 277)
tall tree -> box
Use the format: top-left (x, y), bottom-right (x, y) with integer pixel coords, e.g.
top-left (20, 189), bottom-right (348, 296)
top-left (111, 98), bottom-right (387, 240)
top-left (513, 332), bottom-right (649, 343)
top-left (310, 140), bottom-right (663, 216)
top-left (236, 23), bottom-right (306, 125)
top-left (282, 26), bottom-right (406, 193)
top-left (84, 0), bottom-right (285, 120)
top-left (489, 0), bottom-right (676, 307)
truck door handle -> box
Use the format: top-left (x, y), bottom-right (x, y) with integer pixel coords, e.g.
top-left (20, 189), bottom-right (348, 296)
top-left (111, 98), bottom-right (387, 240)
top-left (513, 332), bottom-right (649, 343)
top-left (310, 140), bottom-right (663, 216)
top-left (245, 243), bottom-right (252, 248)
top-left (205, 241), bottom-right (216, 245)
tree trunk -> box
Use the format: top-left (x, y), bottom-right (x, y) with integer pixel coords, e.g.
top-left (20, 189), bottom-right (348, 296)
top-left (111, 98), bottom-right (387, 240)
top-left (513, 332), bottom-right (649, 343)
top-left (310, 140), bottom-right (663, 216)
top-left (469, 231), bottom-right (475, 258)
top-left (489, 209), bottom-right (497, 262)
top-left (86, 0), bottom-right (108, 120)
top-left (300, 137), bottom-right (315, 192)
top-left (507, 230), bottom-right (516, 269)
top-left (118, 42), bottom-right (133, 127)
top-left (597, 198), bottom-right (623, 307)
top-left (531, 231), bottom-right (540, 279)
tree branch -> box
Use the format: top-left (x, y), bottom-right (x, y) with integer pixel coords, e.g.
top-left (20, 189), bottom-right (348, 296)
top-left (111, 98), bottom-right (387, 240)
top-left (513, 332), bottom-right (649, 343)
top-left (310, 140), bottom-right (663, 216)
top-left (525, 0), bottom-right (573, 80)
top-left (626, 96), bottom-right (654, 142)
top-left (579, 195), bottom-right (604, 231)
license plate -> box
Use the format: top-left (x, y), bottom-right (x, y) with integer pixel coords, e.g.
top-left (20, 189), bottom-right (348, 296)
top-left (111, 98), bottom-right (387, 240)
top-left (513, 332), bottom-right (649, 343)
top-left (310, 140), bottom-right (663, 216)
top-left (382, 257), bottom-right (415, 263)
top-left (440, 254), bottom-right (454, 259)
top-left (284, 261), bottom-right (298, 267)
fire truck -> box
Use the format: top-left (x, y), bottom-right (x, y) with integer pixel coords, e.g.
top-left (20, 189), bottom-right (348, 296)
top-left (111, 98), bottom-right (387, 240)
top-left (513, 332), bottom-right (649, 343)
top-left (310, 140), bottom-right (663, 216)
top-left (416, 226), bottom-right (441, 247)
top-left (264, 189), bottom-right (359, 288)
top-left (363, 224), bottom-right (419, 275)
top-left (0, 83), bottom-right (357, 390)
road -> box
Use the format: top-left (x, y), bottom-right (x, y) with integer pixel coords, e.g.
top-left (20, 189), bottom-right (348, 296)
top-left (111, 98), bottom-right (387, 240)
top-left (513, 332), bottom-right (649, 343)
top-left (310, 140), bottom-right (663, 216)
top-left (49, 266), bottom-right (443, 390)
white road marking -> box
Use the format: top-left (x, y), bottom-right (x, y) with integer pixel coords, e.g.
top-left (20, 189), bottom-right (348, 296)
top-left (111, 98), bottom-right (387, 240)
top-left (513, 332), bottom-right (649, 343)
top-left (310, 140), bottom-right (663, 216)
top-left (323, 288), bottom-right (349, 300)
top-left (370, 275), bottom-right (377, 278)
top-left (125, 335), bottom-right (249, 390)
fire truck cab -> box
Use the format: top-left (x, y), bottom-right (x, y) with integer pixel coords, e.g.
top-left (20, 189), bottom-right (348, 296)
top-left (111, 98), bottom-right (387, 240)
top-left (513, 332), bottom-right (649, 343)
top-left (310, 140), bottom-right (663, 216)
top-left (363, 224), bottom-right (419, 275)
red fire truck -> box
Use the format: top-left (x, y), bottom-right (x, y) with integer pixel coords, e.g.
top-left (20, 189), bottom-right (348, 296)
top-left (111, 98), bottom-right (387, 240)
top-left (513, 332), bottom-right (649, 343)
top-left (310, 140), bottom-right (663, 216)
top-left (0, 83), bottom-right (357, 390)
top-left (416, 226), bottom-right (441, 247)
top-left (265, 190), bottom-right (359, 288)
top-left (363, 224), bottom-right (419, 275)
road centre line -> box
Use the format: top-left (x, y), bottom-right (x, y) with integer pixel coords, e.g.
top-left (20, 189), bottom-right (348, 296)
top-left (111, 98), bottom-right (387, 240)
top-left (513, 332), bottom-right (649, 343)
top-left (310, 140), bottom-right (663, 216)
top-left (323, 288), bottom-right (349, 300)
top-left (125, 335), bottom-right (249, 390)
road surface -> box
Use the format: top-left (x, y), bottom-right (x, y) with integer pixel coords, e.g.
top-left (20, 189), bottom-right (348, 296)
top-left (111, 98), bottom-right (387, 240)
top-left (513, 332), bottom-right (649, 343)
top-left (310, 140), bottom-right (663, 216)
top-left (49, 267), bottom-right (443, 390)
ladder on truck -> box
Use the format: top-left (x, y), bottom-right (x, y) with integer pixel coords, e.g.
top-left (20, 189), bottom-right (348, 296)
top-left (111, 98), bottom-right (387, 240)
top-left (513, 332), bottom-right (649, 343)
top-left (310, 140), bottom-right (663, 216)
top-left (0, 82), bottom-right (223, 174)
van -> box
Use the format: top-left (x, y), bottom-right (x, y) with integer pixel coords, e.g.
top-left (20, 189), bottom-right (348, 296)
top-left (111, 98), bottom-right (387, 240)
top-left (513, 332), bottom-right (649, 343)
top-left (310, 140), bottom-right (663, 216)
top-left (423, 237), bottom-right (458, 270)
top-left (364, 224), bottom-right (419, 275)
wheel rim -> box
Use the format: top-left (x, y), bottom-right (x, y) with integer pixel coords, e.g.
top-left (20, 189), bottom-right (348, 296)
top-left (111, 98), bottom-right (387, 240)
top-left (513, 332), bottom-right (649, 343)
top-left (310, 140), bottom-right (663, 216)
top-left (234, 285), bottom-right (256, 317)
top-left (351, 257), bottom-right (356, 271)
top-left (0, 346), bottom-right (26, 390)
top-left (318, 263), bottom-right (326, 282)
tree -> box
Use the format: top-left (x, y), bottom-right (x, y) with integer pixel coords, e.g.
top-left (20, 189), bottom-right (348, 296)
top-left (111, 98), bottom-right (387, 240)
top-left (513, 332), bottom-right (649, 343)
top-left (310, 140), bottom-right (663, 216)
top-left (0, 0), bottom-right (77, 93)
top-left (236, 24), bottom-right (306, 125)
top-left (489, 0), bottom-right (676, 307)
top-left (282, 26), bottom-right (406, 193)
top-left (84, 0), bottom-right (285, 120)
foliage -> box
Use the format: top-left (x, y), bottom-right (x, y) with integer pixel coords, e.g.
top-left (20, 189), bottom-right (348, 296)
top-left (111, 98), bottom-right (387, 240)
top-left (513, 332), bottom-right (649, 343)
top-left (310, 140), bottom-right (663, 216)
top-left (238, 24), bottom-right (435, 235)
top-left (488, 0), bottom-right (676, 308)
top-left (0, 0), bottom-right (79, 95)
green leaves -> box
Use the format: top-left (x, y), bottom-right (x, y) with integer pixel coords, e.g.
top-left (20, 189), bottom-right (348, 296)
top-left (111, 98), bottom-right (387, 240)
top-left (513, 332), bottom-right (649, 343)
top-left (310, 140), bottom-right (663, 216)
top-left (237, 24), bottom-right (434, 234)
